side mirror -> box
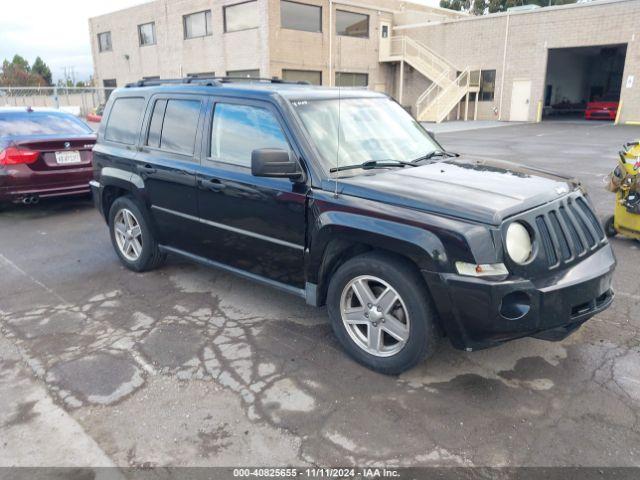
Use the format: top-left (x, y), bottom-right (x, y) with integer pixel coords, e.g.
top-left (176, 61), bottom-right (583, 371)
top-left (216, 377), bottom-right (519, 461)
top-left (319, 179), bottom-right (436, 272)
top-left (251, 148), bottom-right (302, 179)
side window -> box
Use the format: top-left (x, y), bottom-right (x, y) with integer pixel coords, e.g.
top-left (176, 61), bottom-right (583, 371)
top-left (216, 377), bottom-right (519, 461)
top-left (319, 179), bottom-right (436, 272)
top-left (159, 99), bottom-right (201, 155)
top-left (146, 99), bottom-right (167, 148)
top-left (104, 97), bottom-right (145, 145)
top-left (210, 103), bottom-right (290, 167)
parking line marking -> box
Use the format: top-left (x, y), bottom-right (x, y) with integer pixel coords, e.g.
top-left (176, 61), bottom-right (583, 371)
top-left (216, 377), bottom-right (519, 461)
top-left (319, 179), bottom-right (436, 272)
top-left (0, 253), bottom-right (69, 306)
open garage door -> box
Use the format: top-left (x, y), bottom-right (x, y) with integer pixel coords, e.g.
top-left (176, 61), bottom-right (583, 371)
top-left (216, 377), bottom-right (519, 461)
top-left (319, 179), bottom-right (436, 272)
top-left (543, 44), bottom-right (626, 122)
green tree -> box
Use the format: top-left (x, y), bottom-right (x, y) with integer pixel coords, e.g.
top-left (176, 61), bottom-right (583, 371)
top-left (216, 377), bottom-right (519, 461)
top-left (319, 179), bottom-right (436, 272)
top-left (10, 54), bottom-right (30, 73)
top-left (440, 0), bottom-right (577, 14)
top-left (31, 57), bottom-right (52, 85)
top-left (488, 0), bottom-right (505, 12)
top-left (0, 55), bottom-right (47, 86)
top-left (440, 0), bottom-right (465, 10)
top-left (471, 0), bottom-right (486, 15)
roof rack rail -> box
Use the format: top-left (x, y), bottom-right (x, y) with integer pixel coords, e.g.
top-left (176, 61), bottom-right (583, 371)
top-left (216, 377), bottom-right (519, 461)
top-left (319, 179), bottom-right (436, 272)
top-left (125, 76), bottom-right (311, 88)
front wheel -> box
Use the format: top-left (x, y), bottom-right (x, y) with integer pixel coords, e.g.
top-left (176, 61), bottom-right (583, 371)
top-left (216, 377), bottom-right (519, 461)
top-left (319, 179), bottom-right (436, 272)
top-left (326, 252), bottom-right (438, 375)
top-left (108, 195), bottom-right (166, 272)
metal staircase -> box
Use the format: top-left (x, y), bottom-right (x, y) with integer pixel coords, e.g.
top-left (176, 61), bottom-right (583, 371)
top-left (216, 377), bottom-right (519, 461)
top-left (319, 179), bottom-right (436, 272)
top-left (380, 36), bottom-right (480, 123)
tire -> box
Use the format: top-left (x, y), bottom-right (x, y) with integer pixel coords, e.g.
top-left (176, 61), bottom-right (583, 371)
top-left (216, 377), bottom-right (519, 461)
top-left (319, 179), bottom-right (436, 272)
top-left (604, 215), bottom-right (617, 238)
top-left (326, 251), bottom-right (438, 375)
top-left (108, 195), bottom-right (166, 272)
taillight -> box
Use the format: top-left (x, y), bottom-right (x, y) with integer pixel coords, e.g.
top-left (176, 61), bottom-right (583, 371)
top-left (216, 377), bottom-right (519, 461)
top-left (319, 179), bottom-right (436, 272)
top-left (0, 147), bottom-right (40, 166)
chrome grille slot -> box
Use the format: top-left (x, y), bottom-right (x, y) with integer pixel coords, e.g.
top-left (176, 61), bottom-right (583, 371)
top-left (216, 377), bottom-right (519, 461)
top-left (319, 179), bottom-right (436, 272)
top-left (576, 197), bottom-right (605, 240)
top-left (568, 199), bottom-right (595, 247)
top-left (536, 216), bottom-right (557, 266)
top-left (559, 205), bottom-right (585, 255)
top-left (548, 211), bottom-right (571, 261)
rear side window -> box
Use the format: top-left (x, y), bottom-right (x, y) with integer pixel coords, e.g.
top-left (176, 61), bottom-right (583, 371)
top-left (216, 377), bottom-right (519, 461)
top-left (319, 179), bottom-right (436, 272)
top-left (104, 97), bottom-right (145, 145)
top-left (146, 99), bottom-right (167, 148)
top-left (210, 103), bottom-right (290, 167)
top-left (0, 112), bottom-right (92, 137)
top-left (147, 99), bottom-right (201, 155)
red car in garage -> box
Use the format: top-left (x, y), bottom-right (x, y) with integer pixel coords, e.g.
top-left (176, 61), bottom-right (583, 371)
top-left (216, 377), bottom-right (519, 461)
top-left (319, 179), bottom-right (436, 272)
top-left (0, 108), bottom-right (96, 205)
top-left (585, 94), bottom-right (619, 121)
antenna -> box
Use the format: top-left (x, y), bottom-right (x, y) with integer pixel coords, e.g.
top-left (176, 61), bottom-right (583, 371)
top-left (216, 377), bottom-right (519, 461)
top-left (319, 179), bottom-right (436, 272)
top-left (334, 84), bottom-right (341, 198)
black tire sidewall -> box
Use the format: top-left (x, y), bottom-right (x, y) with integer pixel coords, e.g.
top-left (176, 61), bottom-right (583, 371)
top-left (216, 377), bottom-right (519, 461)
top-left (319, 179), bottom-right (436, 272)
top-left (108, 196), bottom-right (158, 272)
top-left (326, 252), bottom-right (435, 375)
top-left (604, 215), bottom-right (617, 237)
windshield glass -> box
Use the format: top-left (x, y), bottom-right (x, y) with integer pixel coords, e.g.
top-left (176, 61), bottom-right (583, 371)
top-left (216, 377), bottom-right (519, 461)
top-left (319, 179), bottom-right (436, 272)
top-left (0, 112), bottom-right (93, 137)
top-left (292, 97), bottom-right (439, 174)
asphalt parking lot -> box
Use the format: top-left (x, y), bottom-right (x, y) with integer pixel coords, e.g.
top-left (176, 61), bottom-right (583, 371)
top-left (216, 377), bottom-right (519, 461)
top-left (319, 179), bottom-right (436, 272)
top-left (1, 121), bottom-right (639, 469)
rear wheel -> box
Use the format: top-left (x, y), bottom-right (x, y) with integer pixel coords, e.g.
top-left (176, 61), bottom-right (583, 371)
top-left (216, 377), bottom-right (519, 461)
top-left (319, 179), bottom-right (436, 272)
top-left (108, 195), bottom-right (165, 272)
top-left (604, 215), bottom-right (617, 238)
top-left (326, 252), bottom-right (438, 375)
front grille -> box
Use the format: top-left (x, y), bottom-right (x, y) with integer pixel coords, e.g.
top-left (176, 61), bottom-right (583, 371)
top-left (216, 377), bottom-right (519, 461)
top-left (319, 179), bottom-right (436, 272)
top-left (535, 195), bottom-right (605, 268)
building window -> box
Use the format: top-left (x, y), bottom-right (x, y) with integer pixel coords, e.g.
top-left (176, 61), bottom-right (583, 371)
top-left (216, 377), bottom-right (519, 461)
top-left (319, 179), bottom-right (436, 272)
top-left (98, 32), bottom-right (112, 52)
top-left (479, 69), bottom-right (496, 102)
top-left (226, 69), bottom-right (260, 79)
top-left (336, 10), bottom-right (368, 38)
top-left (187, 72), bottom-right (215, 78)
top-left (103, 79), bottom-right (117, 100)
top-left (138, 22), bottom-right (156, 46)
top-left (184, 10), bottom-right (212, 38)
top-left (280, 1), bottom-right (322, 33)
top-left (335, 72), bottom-right (368, 87)
top-left (282, 69), bottom-right (322, 85)
top-left (211, 103), bottom-right (290, 167)
top-left (224, 1), bottom-right (259, 32)
top-left (104, 97), bottom-right (145, 145)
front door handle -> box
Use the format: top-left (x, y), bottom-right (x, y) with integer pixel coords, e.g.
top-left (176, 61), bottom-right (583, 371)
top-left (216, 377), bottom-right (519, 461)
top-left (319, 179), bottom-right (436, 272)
top-left (207, 179), bottom-right (226, 192)
top-left (199, 178), bottom-right (226, 192)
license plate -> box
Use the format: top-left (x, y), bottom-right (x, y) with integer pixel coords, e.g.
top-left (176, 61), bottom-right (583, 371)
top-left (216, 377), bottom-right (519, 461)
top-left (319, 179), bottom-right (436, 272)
top-left (55, 150), bottom-right (82, 164)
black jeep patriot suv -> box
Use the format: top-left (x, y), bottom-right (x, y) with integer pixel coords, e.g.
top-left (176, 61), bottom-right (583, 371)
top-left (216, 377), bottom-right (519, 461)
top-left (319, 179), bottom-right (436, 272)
top-left (91, 77), bottom-right (615, 374)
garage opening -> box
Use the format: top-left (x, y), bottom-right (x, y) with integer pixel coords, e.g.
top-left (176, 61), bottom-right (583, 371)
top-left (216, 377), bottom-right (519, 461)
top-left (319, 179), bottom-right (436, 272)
top-left (543, 44), bottom-right (626, 121)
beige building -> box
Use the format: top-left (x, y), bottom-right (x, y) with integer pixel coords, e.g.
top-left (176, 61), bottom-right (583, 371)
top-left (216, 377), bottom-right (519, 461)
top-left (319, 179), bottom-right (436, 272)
top-left (90, 0), bottom-right (640, 124)
top-left (88, 0), bottom-right (459, 92)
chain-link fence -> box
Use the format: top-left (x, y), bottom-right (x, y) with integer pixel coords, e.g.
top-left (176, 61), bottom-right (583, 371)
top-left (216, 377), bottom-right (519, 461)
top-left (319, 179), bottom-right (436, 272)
top-left (0, 87), bottom-right (113, 116)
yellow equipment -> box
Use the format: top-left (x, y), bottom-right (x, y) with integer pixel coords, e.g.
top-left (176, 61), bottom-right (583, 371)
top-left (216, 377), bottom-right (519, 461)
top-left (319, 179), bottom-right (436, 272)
top-left (604, 141), bottom-right (640, 240)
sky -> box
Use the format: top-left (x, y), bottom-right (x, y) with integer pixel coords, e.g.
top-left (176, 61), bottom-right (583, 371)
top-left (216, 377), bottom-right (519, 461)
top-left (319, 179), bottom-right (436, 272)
top-left (1, 0), bottom-right (440, 83)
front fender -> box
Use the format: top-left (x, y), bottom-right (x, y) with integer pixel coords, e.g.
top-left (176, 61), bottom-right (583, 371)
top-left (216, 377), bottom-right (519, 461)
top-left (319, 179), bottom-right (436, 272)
top-left (307, 211), bottom-right (450, 283)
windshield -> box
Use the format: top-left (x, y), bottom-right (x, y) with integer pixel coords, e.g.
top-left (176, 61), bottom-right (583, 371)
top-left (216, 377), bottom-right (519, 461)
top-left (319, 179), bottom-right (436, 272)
top-left (0, 111), bottom-right (93, 137)
top-left (292, 97), bottom-right (440, 174)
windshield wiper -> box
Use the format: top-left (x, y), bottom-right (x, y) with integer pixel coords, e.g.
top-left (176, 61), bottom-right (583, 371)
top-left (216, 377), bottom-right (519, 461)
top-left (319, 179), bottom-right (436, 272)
top-left (329, 159), bottom-right (417, 173)
top-left (410, 150), bottom-right (459, 164)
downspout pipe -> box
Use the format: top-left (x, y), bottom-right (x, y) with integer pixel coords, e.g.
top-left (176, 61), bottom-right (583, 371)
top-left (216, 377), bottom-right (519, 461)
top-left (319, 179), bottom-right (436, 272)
top-left (498, 13), bottom-right (510, 120)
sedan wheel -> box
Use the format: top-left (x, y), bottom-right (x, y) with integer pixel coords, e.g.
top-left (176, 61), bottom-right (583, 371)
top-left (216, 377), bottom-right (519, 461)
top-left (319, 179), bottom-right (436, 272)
top-left (114, 208), bottom-right (143, 261)
top-left (340, 275), bottom-right (410, 357)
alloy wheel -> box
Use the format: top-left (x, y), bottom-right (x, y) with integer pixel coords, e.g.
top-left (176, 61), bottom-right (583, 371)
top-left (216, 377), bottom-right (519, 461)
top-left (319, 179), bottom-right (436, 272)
top-left (340, 275), bottom-right (410, 357)
top-left (114, 208), bottom-right (143, 261)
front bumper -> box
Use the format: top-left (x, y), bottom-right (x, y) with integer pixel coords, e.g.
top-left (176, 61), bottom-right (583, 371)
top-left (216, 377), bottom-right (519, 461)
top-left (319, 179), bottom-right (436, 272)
top-left (423, 245), bottom-right (616, 351)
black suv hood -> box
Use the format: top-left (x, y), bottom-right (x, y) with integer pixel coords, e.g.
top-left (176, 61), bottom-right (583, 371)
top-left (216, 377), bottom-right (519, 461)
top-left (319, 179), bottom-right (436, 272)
top-left (334, 156), bottom-right (577, 225)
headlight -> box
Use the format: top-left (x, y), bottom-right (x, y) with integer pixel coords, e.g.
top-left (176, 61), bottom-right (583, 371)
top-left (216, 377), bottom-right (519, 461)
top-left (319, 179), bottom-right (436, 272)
top-left (506, 222), bottom-right (533, 264)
